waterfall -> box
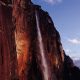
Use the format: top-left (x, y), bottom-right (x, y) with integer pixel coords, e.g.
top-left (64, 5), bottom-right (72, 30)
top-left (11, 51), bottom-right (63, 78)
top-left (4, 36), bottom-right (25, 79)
top-left (35, 10), bottom-right (49, 80)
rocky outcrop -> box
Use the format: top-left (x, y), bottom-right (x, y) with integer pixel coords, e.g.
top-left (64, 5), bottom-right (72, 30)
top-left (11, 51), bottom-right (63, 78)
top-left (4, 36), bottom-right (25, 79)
top-left (0, 0), bottom-right (80, 80)
top-left (63, 52), bottom-right (80, 80)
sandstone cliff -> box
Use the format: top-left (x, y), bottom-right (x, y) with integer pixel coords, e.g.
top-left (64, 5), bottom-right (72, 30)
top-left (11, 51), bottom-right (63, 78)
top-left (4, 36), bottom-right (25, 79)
top-left (0, 0), bottom-right (80, 80)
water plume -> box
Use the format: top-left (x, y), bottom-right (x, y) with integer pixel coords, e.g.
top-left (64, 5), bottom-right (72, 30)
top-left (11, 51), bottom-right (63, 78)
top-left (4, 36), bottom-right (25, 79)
top-left (35, 10), bottom-right (49, 80)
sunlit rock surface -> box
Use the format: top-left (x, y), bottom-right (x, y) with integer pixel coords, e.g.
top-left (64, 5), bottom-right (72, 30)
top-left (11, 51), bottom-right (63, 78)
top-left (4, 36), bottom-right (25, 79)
top-left (0, 0), bottom-right (80, 80)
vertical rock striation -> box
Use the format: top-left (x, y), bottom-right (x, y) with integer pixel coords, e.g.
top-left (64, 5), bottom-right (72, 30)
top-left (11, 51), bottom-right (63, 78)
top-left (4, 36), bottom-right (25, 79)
top-left (0, 0), bottom-right (18, 80)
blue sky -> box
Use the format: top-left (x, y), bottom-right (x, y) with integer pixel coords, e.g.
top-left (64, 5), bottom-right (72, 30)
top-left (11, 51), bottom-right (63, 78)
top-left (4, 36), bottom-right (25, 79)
top-left (32, 0), bottom-right (80, 59)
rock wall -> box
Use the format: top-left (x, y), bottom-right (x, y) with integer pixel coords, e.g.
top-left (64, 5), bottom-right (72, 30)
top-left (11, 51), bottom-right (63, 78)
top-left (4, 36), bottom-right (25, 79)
top-left (0, 0), bottom-right (80, 80)
top-left (0, 2), bottom-right (18, 80)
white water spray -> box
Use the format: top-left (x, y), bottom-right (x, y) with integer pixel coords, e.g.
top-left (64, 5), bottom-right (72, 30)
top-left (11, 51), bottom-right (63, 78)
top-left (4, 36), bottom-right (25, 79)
top-left (35, 10), bottom-right (49, 80)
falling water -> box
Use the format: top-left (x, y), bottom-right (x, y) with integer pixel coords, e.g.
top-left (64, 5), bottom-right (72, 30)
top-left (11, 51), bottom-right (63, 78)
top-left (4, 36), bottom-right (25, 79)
top-left (35, 10), bottom-right (49, 80)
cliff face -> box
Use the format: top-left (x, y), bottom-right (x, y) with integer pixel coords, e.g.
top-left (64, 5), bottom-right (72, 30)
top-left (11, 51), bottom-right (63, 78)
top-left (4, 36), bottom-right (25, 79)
top-left (0, 2), bottom-right (18, 80)
top-left (0, 0), bottom-right (80, 80)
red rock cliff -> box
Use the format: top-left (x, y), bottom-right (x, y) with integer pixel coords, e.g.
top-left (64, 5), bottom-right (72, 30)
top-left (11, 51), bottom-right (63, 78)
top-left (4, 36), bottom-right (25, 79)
top-left (0, 0), bottom-right (80, 80)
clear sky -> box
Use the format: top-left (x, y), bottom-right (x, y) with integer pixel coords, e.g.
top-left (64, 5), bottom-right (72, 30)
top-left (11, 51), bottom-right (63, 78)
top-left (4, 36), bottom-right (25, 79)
top-left (32, 0), bottom-right (80, 60)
